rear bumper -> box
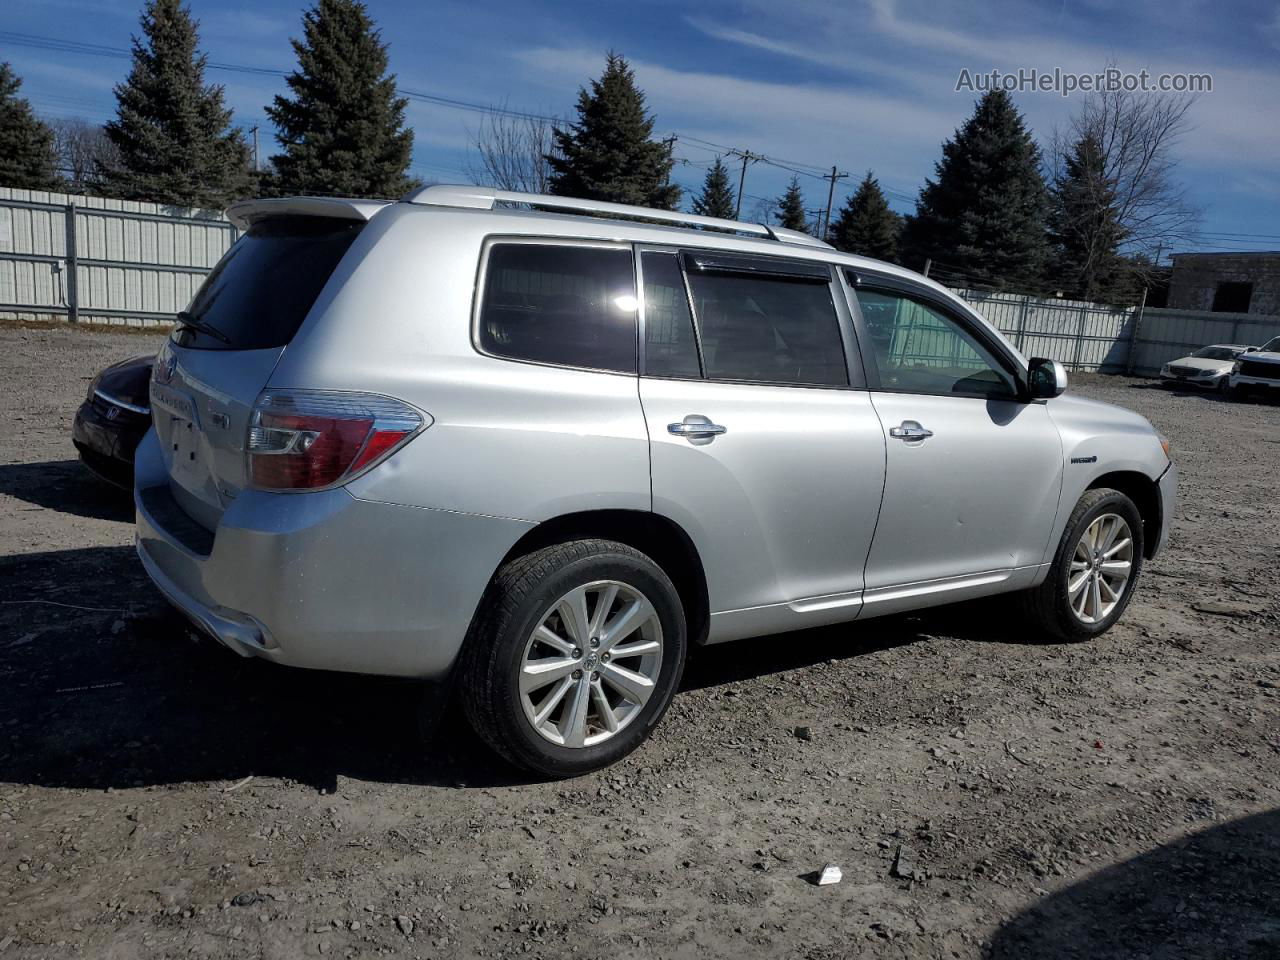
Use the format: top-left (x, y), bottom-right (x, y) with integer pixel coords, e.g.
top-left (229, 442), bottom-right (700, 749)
top-left (133, 429), bottom-right (532, 678)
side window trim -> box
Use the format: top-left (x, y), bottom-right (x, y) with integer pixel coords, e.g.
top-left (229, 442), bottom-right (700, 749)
top-left (471, 234), bottom-right (639, 376)
top-left (636, 243), bottom-right (864, 390)
top-left (840, 268), bottom-right (1027, 399)
top-left (682, 251), bottom-right (832, 283)
top-left (635, 246), bottom-right (706, 379)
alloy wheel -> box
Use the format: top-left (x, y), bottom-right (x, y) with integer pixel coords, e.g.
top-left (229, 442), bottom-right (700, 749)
top-left (1068, 513), bottom-right (1134, 624)
top-left (518, 580), bottom-right (663, 748)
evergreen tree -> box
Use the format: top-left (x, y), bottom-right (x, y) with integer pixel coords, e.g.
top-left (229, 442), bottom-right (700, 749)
top-left (0, 64), bottom-right (62, 191)
top-left (101, 0), bottom-right (252, 207)
top-left (903, 90), bottom-right (1049, 290)
top-left (828, 171), bottom-right (901, 262)
top-left (690, 156), bottom-right (736, 219)
top-left (546, 52), bottom-right (680, 210)
top-left (1047, 133), bottom-right (1131, 302)
top-left (775, 175), bottom-right (808, 232)
top-left (267, 0), bottom-right (415, 198)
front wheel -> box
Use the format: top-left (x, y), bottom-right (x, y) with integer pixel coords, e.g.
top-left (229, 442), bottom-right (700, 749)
top-left (1020, 488), bottom-right (1144, 641)
top-left (460, 539), bottom-right (687, 777)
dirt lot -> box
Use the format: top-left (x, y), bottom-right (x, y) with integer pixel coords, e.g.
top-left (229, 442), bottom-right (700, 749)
top-left (1, 322), bottom-right (1277, 960)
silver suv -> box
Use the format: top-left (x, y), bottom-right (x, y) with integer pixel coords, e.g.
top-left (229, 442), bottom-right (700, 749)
top-left (135, 185), bottom-right (1176, 776)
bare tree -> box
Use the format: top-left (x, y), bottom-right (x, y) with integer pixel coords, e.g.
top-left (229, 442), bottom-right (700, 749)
top-left (49, 118), bottom-right (119, 194)
top-left (466, 109), bottom-right (558, 194)
top-left (1051, 82), bottom-right (1201, 277)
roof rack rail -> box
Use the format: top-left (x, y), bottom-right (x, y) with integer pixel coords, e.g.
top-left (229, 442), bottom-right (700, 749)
top-left (401, 184), bottom-right (833, 250)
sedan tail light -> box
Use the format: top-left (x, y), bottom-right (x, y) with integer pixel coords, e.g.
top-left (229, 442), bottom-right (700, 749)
top-left (247, 389), bottom-right (427, 491)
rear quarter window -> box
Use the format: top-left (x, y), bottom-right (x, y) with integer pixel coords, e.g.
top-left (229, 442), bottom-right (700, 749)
top-left (477, 243), bottom-right (638, 374)
top-left (173, 217), bottom-right (364, 351)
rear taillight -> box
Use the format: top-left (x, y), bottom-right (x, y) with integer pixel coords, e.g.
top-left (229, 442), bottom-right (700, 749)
top-left (246, 390), bottom-right (427, 491)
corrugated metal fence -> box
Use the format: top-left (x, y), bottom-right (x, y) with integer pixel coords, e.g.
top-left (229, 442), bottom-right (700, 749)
top-left (0, 187), bottom-right (235, 326)
top-left (950, 288), bottom-right (1280, 375)
top-left (1, 185), bottom-right (1278, 374)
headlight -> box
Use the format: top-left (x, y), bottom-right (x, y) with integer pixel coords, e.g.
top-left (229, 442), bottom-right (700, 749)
top-left (86, 373), bottom-right (101, 403)
top-left (1160, 364), bottom-right (1171, 375)
top-left (1232, 360), bottom-right (1242, 373)
top-left (1158, 434), bottom-right (1172, 460)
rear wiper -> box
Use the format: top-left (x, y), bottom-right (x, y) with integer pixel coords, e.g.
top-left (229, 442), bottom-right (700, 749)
top-left (175, 310), bottom-right (231, 345)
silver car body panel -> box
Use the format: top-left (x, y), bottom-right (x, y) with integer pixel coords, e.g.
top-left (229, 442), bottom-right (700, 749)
top-left (136, 191), bottom-right (1176, 679)
top-left (642, 377), bottom-right (887, 644)
top-left (1045, 393), bottom-right (1173, 556)
top-left (860, 393), bottom-right (1063, 591)
top-left (135, 428), bottom-right (533, 676)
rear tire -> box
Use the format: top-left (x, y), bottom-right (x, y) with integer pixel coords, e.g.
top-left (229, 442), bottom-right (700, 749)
top-left (459, 539), bottom-right (686, 778)
top-left (1019, 488), bottom-right (1144, 642)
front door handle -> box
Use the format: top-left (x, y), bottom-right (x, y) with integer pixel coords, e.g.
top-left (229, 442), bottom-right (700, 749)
top-left (668, 414), bottom-right (727, 441)
top-left (889, 420), bottom-right (933, 441)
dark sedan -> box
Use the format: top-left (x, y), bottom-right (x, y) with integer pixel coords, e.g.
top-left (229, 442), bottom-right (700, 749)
top-left (72, 354), bottom-right (154, 489)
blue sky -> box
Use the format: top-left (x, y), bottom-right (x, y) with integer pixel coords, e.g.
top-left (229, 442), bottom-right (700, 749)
top-left (5, 0), bottom-right (1279, 258)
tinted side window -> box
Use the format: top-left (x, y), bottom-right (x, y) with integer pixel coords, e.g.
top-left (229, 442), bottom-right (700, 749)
top-left (684, 269), bottom-right (847, 387)
top-left (479, 244), bottom-right (637, 373)
top-left (641, 252), bottom-right (701, 378)
top-left (175, 217), bottom-right (364, 351)
top-left (854, 287), bottom-right (1017, 398)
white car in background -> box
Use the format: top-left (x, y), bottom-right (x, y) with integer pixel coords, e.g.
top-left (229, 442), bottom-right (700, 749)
top-left (1229, 335), bottom-right (1280, 400)
top-left (1159, 344), bottom-right (1255, 391)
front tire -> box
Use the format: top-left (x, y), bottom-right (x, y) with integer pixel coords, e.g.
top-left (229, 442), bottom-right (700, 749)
top-left (460, 539), bottom-right (687, 777)
top-left (1020, 488), bottom-right (1144, 642)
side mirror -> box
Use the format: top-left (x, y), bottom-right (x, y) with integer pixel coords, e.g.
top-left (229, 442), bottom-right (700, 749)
top-left (1028, 358), bottom-right (1068, 399)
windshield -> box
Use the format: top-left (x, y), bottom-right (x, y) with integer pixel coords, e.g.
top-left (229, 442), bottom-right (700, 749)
top-left (1192, 346), bottom-right (1241, 361)
top-left (1262, 337), bottom-right (1280, 353)
top-left (173, 217), bottom-right (364, 351)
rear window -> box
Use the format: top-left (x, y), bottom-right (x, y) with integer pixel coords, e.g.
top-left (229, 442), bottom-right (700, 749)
top-left (173, 217), bottom-right (364, 351)
top-left (477, 243), bottom-right (638, 373)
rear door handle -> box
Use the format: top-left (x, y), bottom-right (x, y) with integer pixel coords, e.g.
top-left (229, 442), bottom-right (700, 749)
top-left (889, 420), bottom-right (933, 441)
top-left (668, 415), bottom-right (727, 441)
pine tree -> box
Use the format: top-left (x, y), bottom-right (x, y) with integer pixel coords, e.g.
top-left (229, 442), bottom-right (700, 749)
top-left (0, 64), bottom-right (62, 191)
top-left (828, 171), bottom-right (901, 262)
top-left (546, 52), bottom-right (680, 210)
top-left (267, 0), bottom-right (415, 198)
top-left (903, 90), bottom-right (1049, 290)
top-left (691, 156), bottom-right (736, 219)
top-left (775, 175), bottom-right (808, 232)
top-left (1047, 133), bottom-right (1131, 302)
top-left (101, 0), bottom-right (252, 207)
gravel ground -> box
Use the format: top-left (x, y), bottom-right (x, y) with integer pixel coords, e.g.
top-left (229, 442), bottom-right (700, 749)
top-left (1, 322), bottom-right (1278, 960)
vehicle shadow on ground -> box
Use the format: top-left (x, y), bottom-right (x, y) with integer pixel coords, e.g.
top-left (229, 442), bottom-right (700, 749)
top-left (986, 808), bottom-right (1280, 959)
top-left (0, 458), bottom-right (133, 522)
top-left (1, 545), bottom-right (1060, 794)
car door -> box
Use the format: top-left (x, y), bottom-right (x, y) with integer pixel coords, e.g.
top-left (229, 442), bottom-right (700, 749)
top-left (637, 248), bottom-right (887, 643)
top-left (844, 272), bottom-right (1064, 614)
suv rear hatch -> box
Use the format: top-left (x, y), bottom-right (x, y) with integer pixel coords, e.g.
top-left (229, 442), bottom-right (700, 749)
top-left (151, 198), bottom-right (385, 531)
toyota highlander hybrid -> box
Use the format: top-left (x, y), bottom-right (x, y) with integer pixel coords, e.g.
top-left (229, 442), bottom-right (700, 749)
top-left (134, 186), bottom-right (1176, 776)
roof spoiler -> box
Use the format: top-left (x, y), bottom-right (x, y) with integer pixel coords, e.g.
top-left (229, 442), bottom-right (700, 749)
top-left (401, 184), bottom-right (833, 250)
top-left (225, 197), bottom-right (391, 231)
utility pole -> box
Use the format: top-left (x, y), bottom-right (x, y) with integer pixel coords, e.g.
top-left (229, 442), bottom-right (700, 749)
top-left (730, 150), bottom-right (759, 220)
top-left (820, 166), bottom-right (850, 239)
top-left (250, 125), bottom-right (260, 172)
top-left (805, 208), bottom-right (827, 239)
top-left (661, 134), bottom-right (677, 187)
